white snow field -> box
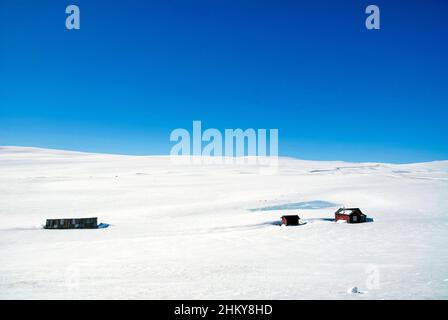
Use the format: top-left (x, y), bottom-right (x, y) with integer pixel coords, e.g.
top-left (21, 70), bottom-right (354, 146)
top-left (0, 146), bottom-right (447, 299)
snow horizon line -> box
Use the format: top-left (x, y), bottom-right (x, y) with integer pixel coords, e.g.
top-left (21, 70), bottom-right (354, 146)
top-left (1, 145), bottom-right (447, 166)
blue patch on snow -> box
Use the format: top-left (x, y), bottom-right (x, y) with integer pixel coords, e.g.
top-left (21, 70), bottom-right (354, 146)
top-left (250, 200), bottom-right (339, 212)
top-left (97, 223), bottom-right (110, 229)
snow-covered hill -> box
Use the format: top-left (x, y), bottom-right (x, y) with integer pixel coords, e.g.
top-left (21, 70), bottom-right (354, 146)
top-left (1, 146), bottom-right (447, 299)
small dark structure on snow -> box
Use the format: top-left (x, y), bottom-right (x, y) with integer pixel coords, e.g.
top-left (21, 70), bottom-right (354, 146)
top-left (335, 208), bottom-right (367, 223)
top-left (44, 217), bottom-right (98, 229)
top-left (281, 215), bottom-right (300, 226)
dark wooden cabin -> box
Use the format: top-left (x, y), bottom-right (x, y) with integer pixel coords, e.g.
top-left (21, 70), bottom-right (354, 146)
top-left (44, 217), bottom-right (98, 229)
top-left (335, 208), bottom-right (367, 223)
top-left (281, 215), bottom-right (300, 226)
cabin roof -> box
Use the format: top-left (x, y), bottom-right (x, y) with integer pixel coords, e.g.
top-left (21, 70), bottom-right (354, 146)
top-left (335, 208), bottom-right (365, 216)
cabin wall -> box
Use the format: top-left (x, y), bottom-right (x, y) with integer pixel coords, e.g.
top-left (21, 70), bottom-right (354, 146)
top-left (335, 214), bottom-right (350, 222)
top-left (281, 216), bottom-right (299, 226)
top-left (350, 214), bottom-right (365, 223)
top-left (45, 218), bottom-right (98, 229)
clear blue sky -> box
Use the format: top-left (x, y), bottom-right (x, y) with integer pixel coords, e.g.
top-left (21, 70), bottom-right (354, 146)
top-left (1, 0), bottom-right (447, 163)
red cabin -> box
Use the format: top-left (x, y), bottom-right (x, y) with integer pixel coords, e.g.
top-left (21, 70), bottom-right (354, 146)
top-left (335, 208), bottom-right (367, 223)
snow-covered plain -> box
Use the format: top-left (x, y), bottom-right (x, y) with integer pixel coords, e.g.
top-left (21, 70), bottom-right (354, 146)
top-left (1, 146), bottom-right (447, 299)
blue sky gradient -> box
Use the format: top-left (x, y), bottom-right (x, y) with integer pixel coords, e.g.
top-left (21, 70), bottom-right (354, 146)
top-left (1, 0), bottom-right (447, 162)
